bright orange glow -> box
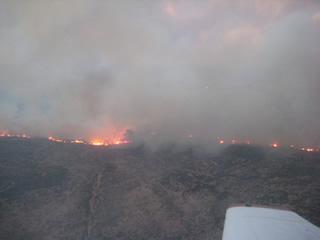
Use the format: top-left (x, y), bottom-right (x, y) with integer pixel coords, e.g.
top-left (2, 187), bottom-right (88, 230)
top-left (71, 140), bottom-right (84, 144)
top-left (270, 143), bottom-right (277, 147)
top-left (219, 140), bottom-right (224, 144)
top-left (91, 142), bottom-right (104, 146)
top-left (90, 140), bottom-right (130, 146)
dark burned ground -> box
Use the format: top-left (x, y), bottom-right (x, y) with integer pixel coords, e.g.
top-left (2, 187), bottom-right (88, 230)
top-left (0, 137), bottom-right (319, 240)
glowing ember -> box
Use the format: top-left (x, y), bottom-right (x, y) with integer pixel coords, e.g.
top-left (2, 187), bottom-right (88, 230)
top-left (219, 140), bottom-right (224, 144)
top-left (110, 140), bottom-right (129, 145)
top-left (270, 143), bottom-right (277, 147)
top-left (48, 137), bottom-right (66, 143)
top-left (71, 140), bottom-right (84, 144)
top-left (0, 133), bottom-right (32, 138)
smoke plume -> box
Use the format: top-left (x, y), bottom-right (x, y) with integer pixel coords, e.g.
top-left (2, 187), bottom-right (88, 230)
top-left (1, 0), bottom-right (320, 149)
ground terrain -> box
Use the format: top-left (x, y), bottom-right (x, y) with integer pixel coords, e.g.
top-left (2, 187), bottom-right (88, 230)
top-left (0, 137), bottom-right (319, 239)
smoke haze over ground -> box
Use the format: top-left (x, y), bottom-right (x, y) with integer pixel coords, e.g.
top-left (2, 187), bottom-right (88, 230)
top-left (1, 0), bottom-right (320, 148)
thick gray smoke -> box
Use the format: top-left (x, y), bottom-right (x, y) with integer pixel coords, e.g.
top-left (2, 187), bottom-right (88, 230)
top-left (1, 0), bottom-right (320, 149)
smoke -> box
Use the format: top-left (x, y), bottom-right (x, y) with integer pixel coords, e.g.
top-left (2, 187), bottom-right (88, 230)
top-left (1, 0), bottom-right (320, 149)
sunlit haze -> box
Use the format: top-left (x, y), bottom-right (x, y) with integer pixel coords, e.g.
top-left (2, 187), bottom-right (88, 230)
top-left (1, 0), bottom-right (320, 149)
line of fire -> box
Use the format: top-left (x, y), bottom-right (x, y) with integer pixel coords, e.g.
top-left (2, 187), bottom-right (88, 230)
top-left (0, 131), bottom-right (319, 152)
top-left (0, 132), bottom-right (129, 146)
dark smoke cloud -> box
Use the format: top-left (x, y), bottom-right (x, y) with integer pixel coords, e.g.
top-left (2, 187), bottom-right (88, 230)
top-left (1, 0), bottom-right (320, 149)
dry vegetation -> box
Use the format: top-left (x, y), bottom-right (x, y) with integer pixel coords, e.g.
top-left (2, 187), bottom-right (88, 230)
top-left (0, 137), bottom-right (319, 239)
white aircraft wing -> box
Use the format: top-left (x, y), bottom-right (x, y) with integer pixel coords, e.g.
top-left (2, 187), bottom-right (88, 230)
top-left (222, 204), bottom-right (320, 240)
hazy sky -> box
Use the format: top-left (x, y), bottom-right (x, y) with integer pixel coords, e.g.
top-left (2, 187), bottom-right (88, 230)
top-left (1, 0), bottom-right (320, 148)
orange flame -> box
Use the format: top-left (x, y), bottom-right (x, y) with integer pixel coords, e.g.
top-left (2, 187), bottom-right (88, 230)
top-left (91, 142), bottom-right (104, 146)
top-left (71, 140), bottom-right (84, 144)
top-left (0, 132), bottom-right (32, 138)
